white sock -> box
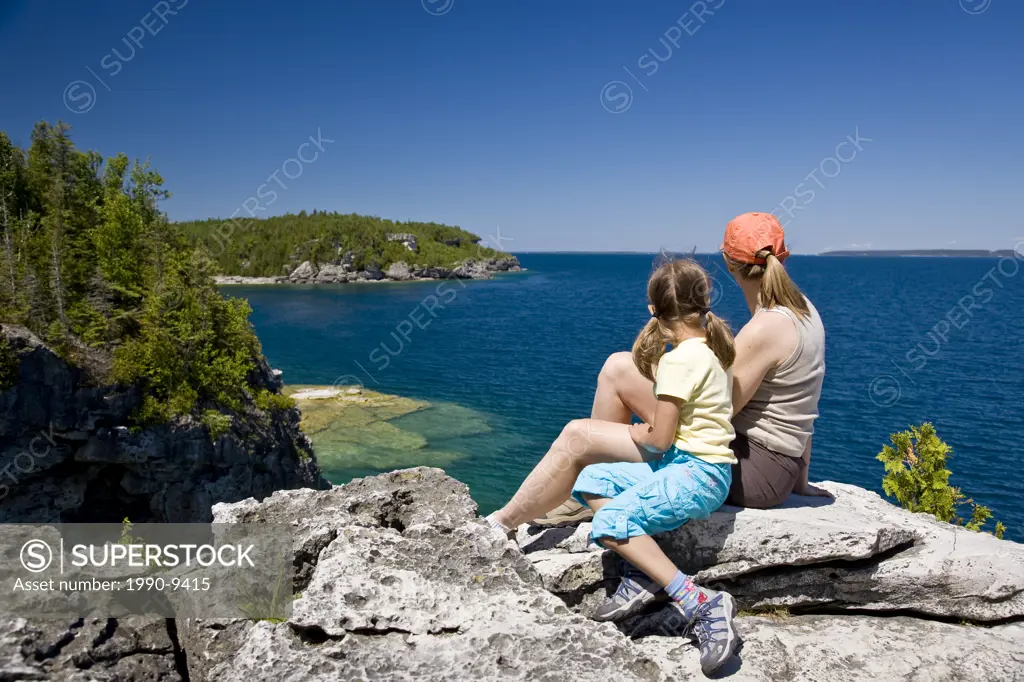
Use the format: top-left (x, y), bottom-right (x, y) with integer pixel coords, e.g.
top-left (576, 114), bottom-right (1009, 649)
top-left (485, 514), bottom-right (512, 533)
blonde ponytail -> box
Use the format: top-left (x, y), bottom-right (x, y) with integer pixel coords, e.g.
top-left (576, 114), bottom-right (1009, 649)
top-left (635, 257), bottom-right (734, 378)
top-left (759, 252), bottom-right (809, 319)
top-left (703, 312), bottom-right (736, 369)
top-left (726, 249), bottom-right (810, 319)
top-left (632, 317), bottom-right (666, 382)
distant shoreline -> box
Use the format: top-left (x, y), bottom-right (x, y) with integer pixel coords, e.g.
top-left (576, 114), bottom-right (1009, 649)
top-left (818, 249), bottom-right (1020, 258)
top-left (214, 257), bottom-right (524, 286)
top-left (506, 250), bottom-right (1021, 258)
top-left (212, 272), bottom-right (525, 286)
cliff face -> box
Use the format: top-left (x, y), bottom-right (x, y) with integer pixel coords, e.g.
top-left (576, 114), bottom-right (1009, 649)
top-left (0, 324), bottom-right (329, 523)
top-left (7, 468), bottom-right (1018, 681)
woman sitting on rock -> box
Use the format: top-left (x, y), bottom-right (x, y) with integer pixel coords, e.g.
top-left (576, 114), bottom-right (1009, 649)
top-left (485, 257), bottom-right (741, 676)
top-left (537, 212), bottom-right (829, 620)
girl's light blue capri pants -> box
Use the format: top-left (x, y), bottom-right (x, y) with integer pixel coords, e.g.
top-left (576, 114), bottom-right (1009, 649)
top-left (571, 446), bottom-right (731, 540)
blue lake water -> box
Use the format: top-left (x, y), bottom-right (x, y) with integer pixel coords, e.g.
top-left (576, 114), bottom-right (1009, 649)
top-left (228, 253), bottom-right (1024, 541)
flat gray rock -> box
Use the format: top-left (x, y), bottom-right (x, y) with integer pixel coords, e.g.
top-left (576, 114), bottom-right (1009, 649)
top-left (190, 468), bottom-right (661, 681)
top-left (0, 617), bottom-right (183, 681)
top-left (190, 469), bottom-right (1024, 681)
top-left (522, 481), bottom-right (1024, 622)
top-left (637, 615), bottom-right (1024, 682)
top-left (7, 468), bottom-right (1019, 680)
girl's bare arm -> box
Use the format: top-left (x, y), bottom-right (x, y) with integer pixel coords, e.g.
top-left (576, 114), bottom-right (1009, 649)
top-left (629, 396), bottom-right (682, 454)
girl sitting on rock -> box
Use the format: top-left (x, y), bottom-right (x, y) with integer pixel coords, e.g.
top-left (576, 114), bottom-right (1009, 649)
top-left (485, 258), bottom-right (740, 676)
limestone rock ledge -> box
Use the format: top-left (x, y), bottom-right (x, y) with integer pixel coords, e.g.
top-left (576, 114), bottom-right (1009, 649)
top-left (2, 468), bottom-right (1022, 681)
top-left (521, 481), bottom-right (1024, 624)
top-left (639, 616), bottom-right (1024, 681)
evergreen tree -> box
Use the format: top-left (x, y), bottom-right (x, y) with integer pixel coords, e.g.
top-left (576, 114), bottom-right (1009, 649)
top-left (878, 423), bottom-right (1006, 539)
top-left (174, 211), bottom-right (511, 277)
top-left (0, 122), bottom-right (269, 425)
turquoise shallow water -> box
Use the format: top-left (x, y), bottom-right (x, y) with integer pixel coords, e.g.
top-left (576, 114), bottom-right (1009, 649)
top-left (228, 253), bottom-right (1024, 541)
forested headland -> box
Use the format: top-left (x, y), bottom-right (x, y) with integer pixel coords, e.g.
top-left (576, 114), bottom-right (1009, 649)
top-left (174, 212), bottom-right (512, 278)
top-left (0, 122), bottom-right (271, 423)
top-left (0, 121), bottom-right (514, 421)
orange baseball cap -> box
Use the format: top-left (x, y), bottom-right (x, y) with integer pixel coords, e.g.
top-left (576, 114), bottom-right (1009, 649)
top-left (721, 212), bottom-right (791, 264)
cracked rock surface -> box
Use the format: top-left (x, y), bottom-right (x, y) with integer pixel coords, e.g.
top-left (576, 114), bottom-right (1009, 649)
top-left (638, 615), bottom-right (1024, 681)
top-left (523, 481), bottom-right (1024, 623)
top-left (184, 468), bottom-right (662, 681)
top-left (0, 617), bottom-right (184, 681)
top-left (192, 469), bottom-right (1024, 681)
top-left (2, 468), bottom-right (1022, 680)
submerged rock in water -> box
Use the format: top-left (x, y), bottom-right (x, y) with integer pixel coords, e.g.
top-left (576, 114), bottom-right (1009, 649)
top-left (286, 386), bottom-right (491, 475)
top-left (389, 401), bottom-right (494, 441)
top-left (287, 385), bottom-right (429, 428)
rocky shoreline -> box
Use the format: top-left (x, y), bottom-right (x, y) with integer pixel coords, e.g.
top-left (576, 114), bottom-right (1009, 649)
top-left (4, 337), bottom-right (1022, 680)
top-left (0, 324), bottom-right (329, 524)
top-left (214, 255), bottom-right (523, 286)
top-left (5, 467), bottom-right (1022, 681)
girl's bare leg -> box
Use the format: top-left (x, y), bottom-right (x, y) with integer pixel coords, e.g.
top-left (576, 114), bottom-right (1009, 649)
top-left (491, 419), bottom-right (646, 529)
top-left (591, 352), bottom-right (658, 423)
top-left (582, 494), bottom-right (678, 586)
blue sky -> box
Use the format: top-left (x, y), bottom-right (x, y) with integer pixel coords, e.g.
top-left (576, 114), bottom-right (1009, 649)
top-left (1, 0), bottom-right (1021, 253)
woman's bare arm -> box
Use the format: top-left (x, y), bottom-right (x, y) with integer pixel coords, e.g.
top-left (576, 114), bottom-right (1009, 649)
top-left (793, 438), bottom-right (831, 497)
top-left (731, 311), bottom-right (797, 413)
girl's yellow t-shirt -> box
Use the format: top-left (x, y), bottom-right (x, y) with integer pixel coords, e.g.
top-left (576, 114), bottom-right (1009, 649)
top-left (654, 338), bottom-right (737, 465)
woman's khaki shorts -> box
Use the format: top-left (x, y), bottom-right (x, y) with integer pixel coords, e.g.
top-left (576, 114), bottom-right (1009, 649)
top-left (726, 432), bottom-right (805, 508)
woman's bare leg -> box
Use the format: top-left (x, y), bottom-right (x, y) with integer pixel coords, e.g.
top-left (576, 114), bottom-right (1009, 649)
top-left (591, 352), bottom-right (658, 423)
top-left (582, 494), bottom-right (678, 586)
top-left (491, 419), bottom-right (646, 529)
top-left (524, 353), bottom-right (658, 524)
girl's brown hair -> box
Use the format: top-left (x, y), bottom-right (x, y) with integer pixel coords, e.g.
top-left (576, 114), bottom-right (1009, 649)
top-left (725, 248), bottom-right (809, 319)
top-left (631, 258), bottom-right (736, 381)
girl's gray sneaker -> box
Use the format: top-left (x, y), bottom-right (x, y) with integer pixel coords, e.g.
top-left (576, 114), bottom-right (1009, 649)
top-left (593, 565), bottom-right (665, 622)
top-left (677, 588), bottom-right (739, 676)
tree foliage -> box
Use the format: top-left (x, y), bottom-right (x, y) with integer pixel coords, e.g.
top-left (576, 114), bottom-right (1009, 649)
top-left (0, 122), bottom-right (266, 424)
top-left (174, 212), bottom-right (510, 277)
top-left (0, 336), bottom-right (16, 391)
top-left (877, 423), bottom-right (1006, 539)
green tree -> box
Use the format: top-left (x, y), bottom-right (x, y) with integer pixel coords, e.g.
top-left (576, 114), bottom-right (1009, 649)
top-left (113, 248), bottom-right (261, 423)
top-left (173, 211), bottom-right (511, 277)
top-left (0, 133), bottom-right (30, 322)
top-left (877, 423), bottom-right (1006, 539)
top-left (0, 121), bottom-right (278, 427)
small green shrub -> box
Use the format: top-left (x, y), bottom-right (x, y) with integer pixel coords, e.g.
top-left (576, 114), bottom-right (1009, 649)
top-left (118, 517), bottom-right (143, 545)
top-left (237, 547), bottom-right (292, 623)
top-left (877, 423), bottom-right (1005, 539)
top-left (200, 410), bottom-right (233, 440)
top-left (254, 389), bottom-right (295, 413)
